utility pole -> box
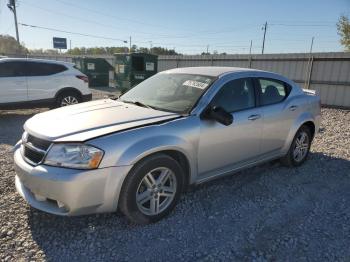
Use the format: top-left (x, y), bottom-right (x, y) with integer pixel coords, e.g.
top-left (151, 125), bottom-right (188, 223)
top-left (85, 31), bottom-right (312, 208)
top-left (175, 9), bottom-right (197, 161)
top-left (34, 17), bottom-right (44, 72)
top-left (304, 36), bottom-right (315, 89)
top-left (129, 36), bottom-right (132, 53)
top-left (249, 40), bottom-right (253, 55)
top-left (261, 21), bottom-right (267, 54)
top-left (309, 36), bottom-right (314, 54)
top-left (206, 45), bottom-right (209, 54)
top-left (69, 40), bottom-right (72, 50)
top-left (149, 41), bottom-right (152, 53)
top-left (7, 0), bottom-right (20, 44)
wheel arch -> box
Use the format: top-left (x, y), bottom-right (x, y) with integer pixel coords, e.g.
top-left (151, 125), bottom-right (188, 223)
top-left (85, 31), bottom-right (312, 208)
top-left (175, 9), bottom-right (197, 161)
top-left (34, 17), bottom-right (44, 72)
top-left (126, 146), bottom-right (193, 190)
top-left (302, 121), bottom-right (316, 139)
top-left (281, 112), bottom-right (316, 153)
top-left (54, 87), bottom-right (83, 101)
top-left (140, 150), bottom-right (191, 191)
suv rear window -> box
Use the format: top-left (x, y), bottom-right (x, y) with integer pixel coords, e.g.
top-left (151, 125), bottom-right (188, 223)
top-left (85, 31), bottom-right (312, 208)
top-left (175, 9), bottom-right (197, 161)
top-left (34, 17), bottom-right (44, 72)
top-left (26, 62), bottom-right (67, 76)
top-left (0, 61), bottom-right (26, 77)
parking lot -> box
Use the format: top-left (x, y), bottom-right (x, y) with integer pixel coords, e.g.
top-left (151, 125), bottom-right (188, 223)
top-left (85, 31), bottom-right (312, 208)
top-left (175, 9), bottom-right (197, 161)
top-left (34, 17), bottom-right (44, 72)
top-left (0, 103), bottom-right (349, 261)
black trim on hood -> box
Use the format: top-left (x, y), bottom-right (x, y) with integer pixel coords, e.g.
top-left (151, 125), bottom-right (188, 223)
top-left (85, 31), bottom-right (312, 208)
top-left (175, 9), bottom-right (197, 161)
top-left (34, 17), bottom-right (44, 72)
top-left (84, 115), bottom-right (185, 142)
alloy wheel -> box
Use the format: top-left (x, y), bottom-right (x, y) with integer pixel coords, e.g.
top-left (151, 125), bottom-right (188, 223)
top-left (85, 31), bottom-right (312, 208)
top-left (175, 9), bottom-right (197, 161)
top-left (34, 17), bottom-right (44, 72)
top-left (61, 96), bottom-right (79, 106)
top-left (293, 131), bottom-right (310, 162)
top-left (136, 167), bottom-right (177, 216)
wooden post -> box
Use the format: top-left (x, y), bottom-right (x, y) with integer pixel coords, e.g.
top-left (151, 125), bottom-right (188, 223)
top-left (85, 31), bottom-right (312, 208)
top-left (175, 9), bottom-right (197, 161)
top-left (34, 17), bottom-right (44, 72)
top-left (304, 37), bottom-right (315, 89)
top-left (306, 56), bottom-right (314, 89)
top-left (248, 56), bottom-right (252, 68)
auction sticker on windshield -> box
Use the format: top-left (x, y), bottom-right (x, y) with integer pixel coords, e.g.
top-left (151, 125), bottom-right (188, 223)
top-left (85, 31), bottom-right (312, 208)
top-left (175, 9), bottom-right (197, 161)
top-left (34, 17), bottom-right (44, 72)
top-left (183, 80), bottom-right (209, 89)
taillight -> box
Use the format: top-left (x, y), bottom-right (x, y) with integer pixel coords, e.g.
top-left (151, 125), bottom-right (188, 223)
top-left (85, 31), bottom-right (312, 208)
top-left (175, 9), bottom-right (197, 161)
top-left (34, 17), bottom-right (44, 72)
top-left (76, 75), bottom-right (89, 83)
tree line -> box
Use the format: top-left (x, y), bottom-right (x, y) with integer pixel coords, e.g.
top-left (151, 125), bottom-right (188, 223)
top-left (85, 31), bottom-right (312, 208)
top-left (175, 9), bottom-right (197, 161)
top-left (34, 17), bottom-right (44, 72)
top-left (66, 45), bottom-right (178, 55)
top-left (0, 36), bottom-right (179, 56)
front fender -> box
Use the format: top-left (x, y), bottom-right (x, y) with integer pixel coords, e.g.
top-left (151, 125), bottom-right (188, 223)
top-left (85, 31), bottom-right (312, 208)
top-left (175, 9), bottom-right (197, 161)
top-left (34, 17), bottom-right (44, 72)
top-left (119, 135), bottom-right (195, 166)
top-left (281, 111), bottom-right (316, 153)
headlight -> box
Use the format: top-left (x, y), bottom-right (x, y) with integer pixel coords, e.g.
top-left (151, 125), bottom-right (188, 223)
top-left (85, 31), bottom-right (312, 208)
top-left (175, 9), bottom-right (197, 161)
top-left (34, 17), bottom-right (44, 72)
top-left (21, 131), bottom-right (28, 143)
top-left (44, 144), bottom-right (104, 169)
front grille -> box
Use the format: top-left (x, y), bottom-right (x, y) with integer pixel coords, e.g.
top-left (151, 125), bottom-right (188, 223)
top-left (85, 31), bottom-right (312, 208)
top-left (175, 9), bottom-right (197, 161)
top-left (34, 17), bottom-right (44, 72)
top-left (23, 134), bottom-right (52, 165)
top-left (24, 146), bottom-right (44, 164)
top-left (27, 134), bottom-right (51, 151)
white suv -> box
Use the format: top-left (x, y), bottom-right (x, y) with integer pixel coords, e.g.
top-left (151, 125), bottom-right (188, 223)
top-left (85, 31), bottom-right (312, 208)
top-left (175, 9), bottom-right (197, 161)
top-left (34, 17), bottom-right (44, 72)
top-left (0, 58), bottom-right (92, 108)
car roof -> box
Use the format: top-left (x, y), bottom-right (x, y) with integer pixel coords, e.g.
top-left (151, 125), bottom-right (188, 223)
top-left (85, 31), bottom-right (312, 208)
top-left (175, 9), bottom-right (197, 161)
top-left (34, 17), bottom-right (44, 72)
top-left (0, 57), bottom-right (74, 66)
top-left (163, 66), bottom-right (266, 77)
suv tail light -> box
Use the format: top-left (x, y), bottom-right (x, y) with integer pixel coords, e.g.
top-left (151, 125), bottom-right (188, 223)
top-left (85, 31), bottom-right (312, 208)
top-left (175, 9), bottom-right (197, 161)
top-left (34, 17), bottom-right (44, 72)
top-left (76, 75), bottom-right (89, 83)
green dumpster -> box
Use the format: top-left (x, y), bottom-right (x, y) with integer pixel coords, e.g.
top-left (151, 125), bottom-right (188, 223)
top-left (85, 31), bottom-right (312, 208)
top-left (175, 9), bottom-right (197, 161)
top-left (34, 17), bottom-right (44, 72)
top-left (73, 57), bottom-right (114, 87)
top-left (114, 53), bottom-right (158, 93)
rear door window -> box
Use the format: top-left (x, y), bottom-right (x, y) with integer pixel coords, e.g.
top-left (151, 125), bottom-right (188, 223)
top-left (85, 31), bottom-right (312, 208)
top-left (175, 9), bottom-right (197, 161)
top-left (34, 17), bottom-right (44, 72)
top-left (26, 62), bottom-right (67, 76)
top-left (257, 78), bottom-right (290, 106)
top-left (0, 61), bottom-right (26, 77)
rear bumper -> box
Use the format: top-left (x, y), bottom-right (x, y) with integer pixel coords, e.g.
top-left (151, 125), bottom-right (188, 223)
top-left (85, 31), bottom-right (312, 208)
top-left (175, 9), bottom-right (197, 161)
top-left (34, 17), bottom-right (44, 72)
top-left (14, 148), bottom-right (132, 216)
top-left (82, 93), bottom-right (92, 102)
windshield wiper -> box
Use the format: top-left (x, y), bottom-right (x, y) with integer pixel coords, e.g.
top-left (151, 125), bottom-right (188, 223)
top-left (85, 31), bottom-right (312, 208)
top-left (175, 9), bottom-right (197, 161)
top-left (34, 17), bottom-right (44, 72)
top-left (120, 100), bottom-right (154, 109)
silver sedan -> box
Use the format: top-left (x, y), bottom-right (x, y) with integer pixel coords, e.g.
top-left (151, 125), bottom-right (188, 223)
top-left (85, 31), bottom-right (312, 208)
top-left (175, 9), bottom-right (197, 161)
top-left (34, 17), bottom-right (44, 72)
top-left (14, 67), bottom-right (321, 224)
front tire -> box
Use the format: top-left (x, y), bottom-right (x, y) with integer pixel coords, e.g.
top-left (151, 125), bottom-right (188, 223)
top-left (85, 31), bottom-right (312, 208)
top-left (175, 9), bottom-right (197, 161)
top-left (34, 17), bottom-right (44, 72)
top-left (281, 125), bottom-right (312, 167)
top-left (56, 91), bottom-right (81, 107)
top-left (119, 154), bottom-right (184, 224)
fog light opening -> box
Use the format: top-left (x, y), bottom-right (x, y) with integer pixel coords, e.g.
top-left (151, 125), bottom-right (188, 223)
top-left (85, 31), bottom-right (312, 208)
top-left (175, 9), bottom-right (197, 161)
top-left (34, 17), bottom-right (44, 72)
top-left (57, 201), bottom-right (65, 209)
top-left (34, 193), bottom-right (47, 202)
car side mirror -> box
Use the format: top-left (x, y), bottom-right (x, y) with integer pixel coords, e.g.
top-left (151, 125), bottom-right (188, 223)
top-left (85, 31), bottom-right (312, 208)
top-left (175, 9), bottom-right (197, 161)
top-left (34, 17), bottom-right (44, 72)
top-left (201, 105), bottom-right (233, 126)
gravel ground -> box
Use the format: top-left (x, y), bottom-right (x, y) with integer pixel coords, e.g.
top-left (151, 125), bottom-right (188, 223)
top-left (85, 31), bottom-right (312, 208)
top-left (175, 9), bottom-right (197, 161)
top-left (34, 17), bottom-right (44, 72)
top-left (0, 107), bottom-right (349, 262)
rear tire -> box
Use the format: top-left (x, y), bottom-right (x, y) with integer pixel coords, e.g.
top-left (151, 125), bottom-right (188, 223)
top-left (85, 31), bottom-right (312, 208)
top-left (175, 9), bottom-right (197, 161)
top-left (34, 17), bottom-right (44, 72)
top-left (281, 125), bottom-right (312, 167)
top-left (56, 91), bottom-right (81, 107)
top-left (119, 154), bottom-right (184, 224)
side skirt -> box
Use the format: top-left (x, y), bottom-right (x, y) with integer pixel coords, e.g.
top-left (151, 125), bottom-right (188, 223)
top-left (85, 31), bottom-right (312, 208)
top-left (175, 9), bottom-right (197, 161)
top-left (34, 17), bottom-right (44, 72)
top-left (195, 153), bottom-right (285, 185)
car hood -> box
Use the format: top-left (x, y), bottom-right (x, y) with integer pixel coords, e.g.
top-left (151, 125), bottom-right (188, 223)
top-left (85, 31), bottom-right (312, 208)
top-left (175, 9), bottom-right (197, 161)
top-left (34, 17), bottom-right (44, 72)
top-left (24, 99), bottom-right (180, 142)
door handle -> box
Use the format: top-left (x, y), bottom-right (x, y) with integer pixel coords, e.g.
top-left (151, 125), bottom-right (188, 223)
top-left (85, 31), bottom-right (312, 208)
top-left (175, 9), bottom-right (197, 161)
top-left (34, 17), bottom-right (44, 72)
top-left (289, 105), bottom-right (298, 111)
top-left (248, 114), bottom-right (261, 121)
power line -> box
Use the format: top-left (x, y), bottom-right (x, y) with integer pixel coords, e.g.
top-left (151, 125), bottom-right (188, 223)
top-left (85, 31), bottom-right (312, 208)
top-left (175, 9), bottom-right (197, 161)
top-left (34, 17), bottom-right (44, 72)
top-left (269, 23), bottom-right (335, 27)
top-left (52, 0), bottom-right (265, 41)
top-left (19, 1), bottom-right (185, 38)
top-left (52, 0), bottom-right (194, 32)
top-left (13, 1), bottom-right (341, 54)
top-left (19, 23), bottom-right (128, 43)
top-left (20, 0), bottom-right (262, 42)
top-left (133, 40), bottom-right (254, 47)
top-left (139, 24), bottom-right (260, 40)
top-left (269, 20), bottom-right (337, 24)
top-left (17, 23), bottom-right (340, 54)
top-left (266, 38), bottom-right (339, 43)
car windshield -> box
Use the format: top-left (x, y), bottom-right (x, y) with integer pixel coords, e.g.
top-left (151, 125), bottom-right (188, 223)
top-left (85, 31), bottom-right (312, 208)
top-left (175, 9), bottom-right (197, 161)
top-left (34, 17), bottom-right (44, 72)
top-left (119, 73), bottom-right (215, 113)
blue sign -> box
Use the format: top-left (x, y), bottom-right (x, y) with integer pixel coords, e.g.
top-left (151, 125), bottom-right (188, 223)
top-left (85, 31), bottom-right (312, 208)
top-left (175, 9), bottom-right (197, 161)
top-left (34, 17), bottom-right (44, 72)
top-left (53, 37), bottom-right (67, 49)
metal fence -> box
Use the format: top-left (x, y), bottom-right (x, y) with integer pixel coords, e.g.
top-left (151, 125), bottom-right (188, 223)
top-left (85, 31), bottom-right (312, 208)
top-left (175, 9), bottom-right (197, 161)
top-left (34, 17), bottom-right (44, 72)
top-left (158, 52), bottom-right (350, 108)
top-left (4, 52), bottom-right (350, 108)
